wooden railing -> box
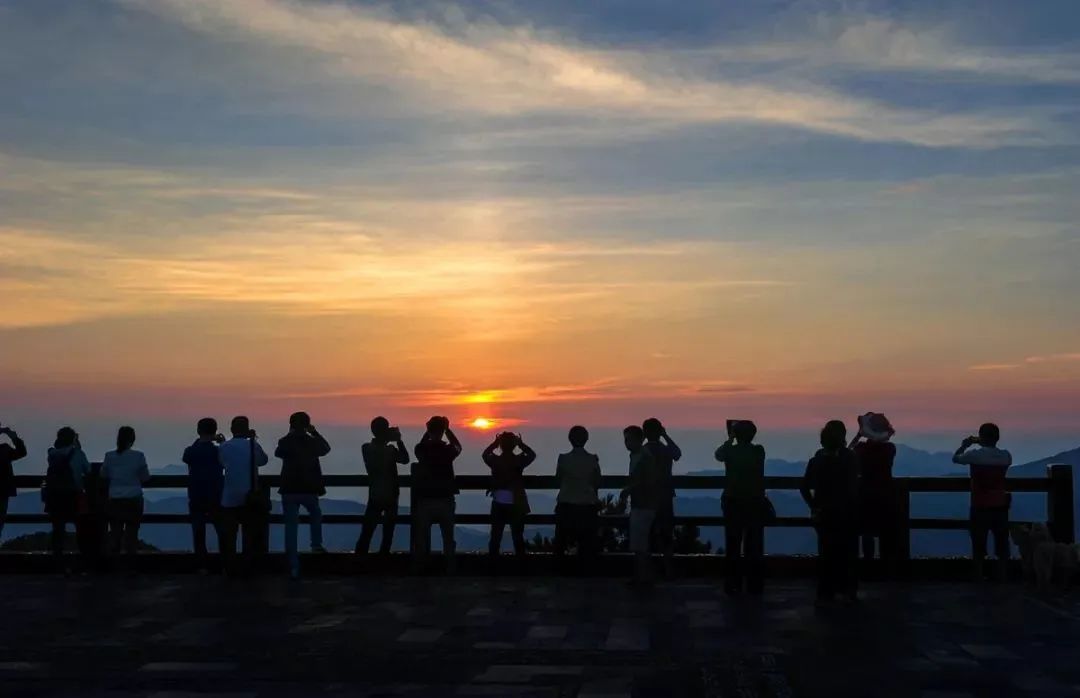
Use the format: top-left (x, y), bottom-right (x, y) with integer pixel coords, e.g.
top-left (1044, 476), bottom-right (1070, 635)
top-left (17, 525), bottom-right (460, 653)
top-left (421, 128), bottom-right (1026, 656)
top-left (6, 464), bottom-right (1073, 555)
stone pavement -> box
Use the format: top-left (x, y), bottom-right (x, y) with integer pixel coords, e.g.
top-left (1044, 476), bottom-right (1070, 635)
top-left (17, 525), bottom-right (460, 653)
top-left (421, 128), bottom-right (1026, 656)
top-left (0, 574), bottom-right (1078, 697)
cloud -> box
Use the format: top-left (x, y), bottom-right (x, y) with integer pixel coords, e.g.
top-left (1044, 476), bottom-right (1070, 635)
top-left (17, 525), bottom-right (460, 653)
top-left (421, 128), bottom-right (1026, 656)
top-left (968, 363), bottom-right (1023, 372)
top-left (116, 0), bottom-right (1062, 148)
top-left (714, 17), bottom-right (1080, 84)
top-left (1025, 353), bottom-right (1080, 364)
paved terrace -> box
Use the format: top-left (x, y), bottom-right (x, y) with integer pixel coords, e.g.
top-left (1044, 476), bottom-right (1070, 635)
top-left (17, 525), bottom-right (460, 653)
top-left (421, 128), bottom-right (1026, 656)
top-left (1, 573), bottom-right (1079, 698)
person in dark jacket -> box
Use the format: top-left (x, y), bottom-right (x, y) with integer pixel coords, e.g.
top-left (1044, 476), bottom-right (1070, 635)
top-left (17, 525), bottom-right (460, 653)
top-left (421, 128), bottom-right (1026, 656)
top-left (355, 416), bottom-right (409, 557)
top-left (412, 416), bottom-right (462, 574)
top-left (482, 431), bottom-right (536, 570)
top-left (801, 420), bottom-right (860, 603)
top-left (45, 426), bottom-right (91, 573)
top-left (0, 424), bottom-right (28, 541)
top-left (275, 411), bottom-right (331, 579)
top-left (182, 417), bottom-right (226, 572)
top-left (715, 420), bottom-right (767, 595)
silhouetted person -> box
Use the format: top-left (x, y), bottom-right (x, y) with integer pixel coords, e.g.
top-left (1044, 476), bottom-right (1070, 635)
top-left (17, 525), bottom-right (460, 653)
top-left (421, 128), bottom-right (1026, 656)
top-left (355, 417), bottom-right (408, 558)
top-left (619, 425), bottom-right (660, 587)
top-left (554, 426), bottom-right (602, 572)
top-left (412, 416), bottom-right (461, 574)
top-left (218, 416), bottom-right (269, 576)
top-left (801, 420), bottom-right (859, 604)
top-left (851, 413), bottom-right (899, 575)
top-left (483, 431), bottom-right (536, 570)
top-left (101, 426), bottom-right (151, 562)
top-left (715, 420), bottom-right (767, 595)
top-left (643, 418), bottom-right (681, 578)
top-left (182, 417), bottom-right (226, 572)
top-left (953, 423), bottom-right (1012, 582)
top-left (44, 426), bottom-right (90, 572)
top-left (276, 411), bottom-right (331, 579)
top-left (0, 423), bottom-right (27, 541)
top-left (81, 455), bottom-right (109, 572)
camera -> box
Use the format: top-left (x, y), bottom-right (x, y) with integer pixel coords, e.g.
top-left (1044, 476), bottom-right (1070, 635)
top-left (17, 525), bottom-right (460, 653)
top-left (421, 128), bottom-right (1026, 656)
top-left (388, 426), bottom-right (402, 441)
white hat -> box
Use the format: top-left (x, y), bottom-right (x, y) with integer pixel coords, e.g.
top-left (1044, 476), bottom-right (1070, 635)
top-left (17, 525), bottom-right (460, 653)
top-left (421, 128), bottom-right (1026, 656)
top-left (857, 413), bottom-right (895, 442)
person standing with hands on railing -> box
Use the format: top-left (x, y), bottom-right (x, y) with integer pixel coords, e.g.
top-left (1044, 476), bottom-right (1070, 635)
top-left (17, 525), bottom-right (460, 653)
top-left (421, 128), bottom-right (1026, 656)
top-left (355, 416), bottom-right (409, 559)
top-left (953, 423), bottom-right (1012, 583)
top-left (483, 431), bottom-right (536, 573)
top-left (642, 418), bottom-right (682, 578)
top-left (0, 423), bottom-right (28, 541)
top-left (412, 416), bottom-right (462, 574)
top-left (276, 411), bottom-right (331, 580)
top-left (801, 420), bottom-right (860, 605)
top-left (218, 416), bottom-right (269, 577)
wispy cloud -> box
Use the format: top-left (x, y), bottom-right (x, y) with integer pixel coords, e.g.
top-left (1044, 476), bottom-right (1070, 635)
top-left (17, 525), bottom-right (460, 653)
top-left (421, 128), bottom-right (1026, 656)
top-left (117, 0), bottom-right (1063, 147)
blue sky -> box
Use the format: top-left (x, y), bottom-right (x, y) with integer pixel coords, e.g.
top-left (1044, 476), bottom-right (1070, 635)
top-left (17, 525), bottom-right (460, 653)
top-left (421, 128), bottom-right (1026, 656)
top-left (1, 0), bottom-right (1079, 437)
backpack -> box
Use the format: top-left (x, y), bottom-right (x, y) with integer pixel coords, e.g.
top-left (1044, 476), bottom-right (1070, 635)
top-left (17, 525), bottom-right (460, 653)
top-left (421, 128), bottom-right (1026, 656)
top-left (41, 449), bottom-right (78, 510)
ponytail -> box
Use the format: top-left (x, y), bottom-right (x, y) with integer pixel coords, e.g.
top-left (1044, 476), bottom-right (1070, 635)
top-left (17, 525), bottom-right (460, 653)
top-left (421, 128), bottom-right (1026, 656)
top-left (116, 425), bottom-right (136, 453)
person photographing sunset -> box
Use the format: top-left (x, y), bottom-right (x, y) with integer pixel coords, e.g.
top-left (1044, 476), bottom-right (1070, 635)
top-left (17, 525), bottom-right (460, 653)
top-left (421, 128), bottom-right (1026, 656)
top-left (482, 431), bottom-right (536, 571)
top-left (355, 416), bottom-right (409, 558)
top-left (412, 416), bottom-right (462, 574)
top-left (953, 423), bottom-right (1012, 582)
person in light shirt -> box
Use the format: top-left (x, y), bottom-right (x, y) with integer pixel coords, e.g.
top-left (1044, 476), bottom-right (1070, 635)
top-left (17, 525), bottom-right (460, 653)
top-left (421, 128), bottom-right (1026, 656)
top-left (953, 423), bottom-right (1013, 582)
top-left (218, 416), bottom-right (270, 575)
top-left (101, 426), bottom-right (151, 560)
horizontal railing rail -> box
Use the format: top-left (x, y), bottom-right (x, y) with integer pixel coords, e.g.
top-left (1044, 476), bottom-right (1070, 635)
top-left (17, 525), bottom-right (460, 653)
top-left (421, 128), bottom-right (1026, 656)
top-left (4, 465), bottom-right (1074, 550)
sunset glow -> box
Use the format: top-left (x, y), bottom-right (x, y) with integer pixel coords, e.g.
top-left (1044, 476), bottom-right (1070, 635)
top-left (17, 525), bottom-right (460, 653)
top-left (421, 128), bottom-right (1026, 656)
top-left (1, 1), bottom-right (1079, 435)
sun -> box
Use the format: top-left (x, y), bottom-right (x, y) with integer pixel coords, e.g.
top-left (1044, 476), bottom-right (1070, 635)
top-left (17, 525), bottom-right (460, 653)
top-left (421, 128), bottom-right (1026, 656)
top-left (468, 417), bottom-right (496, 430)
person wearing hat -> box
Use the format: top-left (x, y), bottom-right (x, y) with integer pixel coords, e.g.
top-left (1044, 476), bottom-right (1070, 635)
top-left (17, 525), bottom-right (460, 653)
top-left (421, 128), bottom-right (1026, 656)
top-left (850, 413), bottom-right (898, 576)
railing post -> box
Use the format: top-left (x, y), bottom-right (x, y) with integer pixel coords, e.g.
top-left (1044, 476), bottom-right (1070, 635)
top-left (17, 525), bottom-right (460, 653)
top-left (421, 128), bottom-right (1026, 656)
top-left (409, 462), bottom-right (417, 557)
top-left (895, 479), bottom-right (911, 567)
top-left (1047, 464), bottom-right (1075, 544)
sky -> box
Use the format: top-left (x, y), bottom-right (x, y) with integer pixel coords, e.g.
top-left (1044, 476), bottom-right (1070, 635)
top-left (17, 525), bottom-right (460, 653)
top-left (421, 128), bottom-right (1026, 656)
top-left (2, 0), bottom-right (1080, 442)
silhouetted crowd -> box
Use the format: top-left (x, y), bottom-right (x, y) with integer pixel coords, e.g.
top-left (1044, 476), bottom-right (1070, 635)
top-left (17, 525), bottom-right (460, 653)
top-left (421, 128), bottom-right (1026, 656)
top-left (0, 414), bottom-right (1015, 600)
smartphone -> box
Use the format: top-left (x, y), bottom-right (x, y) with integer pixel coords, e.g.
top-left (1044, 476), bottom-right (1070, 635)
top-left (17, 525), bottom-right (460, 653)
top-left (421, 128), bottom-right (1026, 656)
top-left (969, 435), bottom-right (982, 445)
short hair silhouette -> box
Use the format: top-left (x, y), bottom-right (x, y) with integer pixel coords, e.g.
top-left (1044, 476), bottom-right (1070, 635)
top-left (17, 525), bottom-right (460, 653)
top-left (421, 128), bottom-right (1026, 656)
top-left (426, 415), bottom-right (449, 434)
top-left (820, 420), bottom-right (847, 451)
top-left (642, 418), bottom-right (663, 439)
top-left (197, 417), bottom-right (218, 437)
top-left (732, 420), bottom-right (758, 443)
top-left (55, 426), bottom-right (77, 449)
top-left (624, 425), bottom-right (645, 443)
top-left (371, 416), bottom-right (390, 437)
top-left (497, 431), bottom-right (517, 451)
top-left (231, 415), bottom-right (250, 437)
top-left (978, 423), bottom-right (1001, 446)
top-left (289, 411), bottom-right (311, 430)
top-left (568, 425), bottom-right (589, 448)
top-left (116, 426), bottom-right (136, 453)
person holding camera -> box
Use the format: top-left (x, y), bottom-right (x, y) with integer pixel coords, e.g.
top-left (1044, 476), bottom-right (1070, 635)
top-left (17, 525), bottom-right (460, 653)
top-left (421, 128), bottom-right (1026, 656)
top-left (182, 417), bottom-right (226, 571)
top-left (355, 416), bottom-right (409, 558)
top-left (0, 423), bottom-right (28, 541)
top-left (276, 411), bottom-right (331, 579)
top-left (412, 416), bottom-right (462, 574)
top-left (218, 416), bottom-right (270, 576)
top-left (715, 420), bottom-right (767, 595)
top-left (953, 423), bottom-right (1012, 582)
top-left (642, 418), bottom-right (682, 578)
top-left (482, 431), bottom-right (537, 571)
